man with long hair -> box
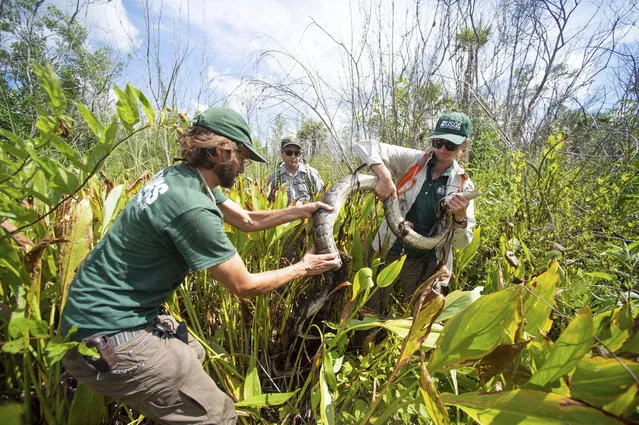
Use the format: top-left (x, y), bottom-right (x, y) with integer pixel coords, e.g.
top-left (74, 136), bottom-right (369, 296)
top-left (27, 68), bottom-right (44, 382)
top-left (61, 107), bottom-right (339, 424)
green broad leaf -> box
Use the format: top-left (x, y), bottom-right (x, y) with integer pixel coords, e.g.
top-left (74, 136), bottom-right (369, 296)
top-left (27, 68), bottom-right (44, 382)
top-left (35, 114), bottom-right (59, 136)
top-left (603, 385), bottom-right (638, 418)
top-left (20, 140), bottom-right (55, 176)
top-left (77, 343), bottom-right (99, 358)
top-left (527, 306), bottom-right (593, 388)
top-left (104, 117), bottom-right (119, 147)
top-left (440, 389), bottom-right (626, 425)
top-left (354, 193), bottom-right (376, 227)
top-left (438, 286), bottom-right (483, 322)
top-left (382, 318), bottom-right (412, 336)
top-left (571, 356), bottom-right (639, 416)
top-left (584, 271), bottom-right (615, 281)
top-left (50, 166), bottom-right (80, 194)
top-left (376, 255), bottom-right (405, 288)
top-left (46, 134), bottom-right (84, 169)
top-left (344, 316), bottom-right (385, 332)
top-left (0, 402), bottom-right (22, 425)
top-left (429, 286), bottom-right (524, 373)
top-left (28, 318), bottom-right (50, 338)
top-left (77, 103), bottom-right (105, 139)
top-left (235, 391), bottom-right (297, 408)
top-left (0, 240), bottom-right (26, 289)
top-left (131, 86), bottom-right (155, 125)
top-left (455, 226), bottom-right (481, 274)
top-left (114, 84), bottom-right (140, 132)
top-left (32, 63), bottom-right (67, 115)
top-left (0, 198), bottom-right (38, 222)
top-left (68, 382), bottom-right (107, 425)
top-left (522, 261), bottom-right (559, 336)
top-left (101, 185), bottom-right (125, 235)
top-left (620, 330), bottom-right (639, 353)
top-left (323, 349), bottom-right (339, 391)
top-left (318, 363), bottom-right (335, 425)
top-left (46, 340), bottom-right (78, 363)
top-left (1, 339), bottom-right (26, 354)
top-left (311, 381), bottom-right (320, 411)
top-left (593, 303), bottom-right (635, 353)
top-left (59, 197), bottom-right (93, 309)
top-left (243, 364), bottom-right (262, 400)
top-left (85, 142), bottom-right (110, 172)
top-left (352, 268), bottom-right (374, 301)
top-left (8, 314), bottom-right (28, 338)
top-left (0, 127), bottom-right (27, 147)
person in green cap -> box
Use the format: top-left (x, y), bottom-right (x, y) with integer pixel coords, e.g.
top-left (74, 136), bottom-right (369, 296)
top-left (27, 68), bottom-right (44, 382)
top-left (60, 106), bottom-right (340, 425)
top-left (355, 112), bottom-right (477, 311)
top-left (267, 135), bottom-right (324, 205)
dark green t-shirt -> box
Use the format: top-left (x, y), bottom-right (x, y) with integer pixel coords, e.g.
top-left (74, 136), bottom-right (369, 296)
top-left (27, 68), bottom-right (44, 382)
top-left (390, 160), bottom-right (449, 259)
top-left (62, 163), bottom-right (237, 340)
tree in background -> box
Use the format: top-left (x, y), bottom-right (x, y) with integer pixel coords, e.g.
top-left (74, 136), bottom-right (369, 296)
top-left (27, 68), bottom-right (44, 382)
top-left (297, 118), bottom-right (327, 159)
top-left (0, 0), bottom-right (122, 152)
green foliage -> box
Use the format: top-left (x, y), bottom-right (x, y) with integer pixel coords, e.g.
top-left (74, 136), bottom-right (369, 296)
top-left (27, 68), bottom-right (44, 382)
top-left (2, 62), bottom-right (638, 425)
top-left (0, 64), bottom-right (156, 424)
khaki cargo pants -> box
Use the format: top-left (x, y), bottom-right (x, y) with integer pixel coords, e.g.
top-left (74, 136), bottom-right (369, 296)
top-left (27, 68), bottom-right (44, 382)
top-left (62, 316), bottom-right (236, 425)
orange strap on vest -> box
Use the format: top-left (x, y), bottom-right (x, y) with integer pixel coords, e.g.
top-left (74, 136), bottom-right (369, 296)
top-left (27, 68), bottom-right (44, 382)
top-left (396, 152), bottom-right (430, 196)
top-left (395, 152), bottom-right (468, 196)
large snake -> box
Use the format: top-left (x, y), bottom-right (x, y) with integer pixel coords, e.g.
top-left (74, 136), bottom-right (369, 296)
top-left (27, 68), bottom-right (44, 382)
top-left (293, 174), bottom-right (479, 333)
top-left (313, 174), bottom-right (481, 266)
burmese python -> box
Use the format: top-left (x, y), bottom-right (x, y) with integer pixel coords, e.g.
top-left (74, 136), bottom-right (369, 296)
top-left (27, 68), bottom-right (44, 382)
top-left (313, 173), bottom-right (481, 265)
top-left (294, 174), bottom-right (480, 333)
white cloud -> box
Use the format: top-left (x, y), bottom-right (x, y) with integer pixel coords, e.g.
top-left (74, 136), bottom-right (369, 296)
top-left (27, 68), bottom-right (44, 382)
top-left (56, 0), bottom-right (140, 53)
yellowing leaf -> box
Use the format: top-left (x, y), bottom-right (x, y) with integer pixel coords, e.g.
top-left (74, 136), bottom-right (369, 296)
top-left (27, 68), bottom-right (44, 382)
top-left (571, 356), bottom-right (639, 416)
top-left (522, 261), bottom-right (559, 336)
top-left (59, 197), bottom-right (93, 310)
top-left (441, 389), bottom-right (626, 425)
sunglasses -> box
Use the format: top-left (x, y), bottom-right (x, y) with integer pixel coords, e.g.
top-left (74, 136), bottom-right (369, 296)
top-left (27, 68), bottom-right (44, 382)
top-left (284, 150), bottom-right (302, 157)
top-left (431, 139), bottom-right (460, 152)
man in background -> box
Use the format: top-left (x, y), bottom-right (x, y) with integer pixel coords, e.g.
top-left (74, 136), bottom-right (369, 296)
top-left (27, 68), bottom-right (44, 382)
top-left (267, 135), bottom-right (324, 205)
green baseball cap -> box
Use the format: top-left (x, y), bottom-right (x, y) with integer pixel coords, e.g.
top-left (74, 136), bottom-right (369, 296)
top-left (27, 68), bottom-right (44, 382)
top-left (281, 135), bottom-right (302, 150)
top-left (427, 112), bottom-right (472, 145)
top-left (193, 107), bottom-right (268, 163)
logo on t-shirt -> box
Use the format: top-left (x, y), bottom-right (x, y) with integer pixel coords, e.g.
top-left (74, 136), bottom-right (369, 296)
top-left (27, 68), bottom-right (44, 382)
top-left (137, 171), bottom-right (169, 210)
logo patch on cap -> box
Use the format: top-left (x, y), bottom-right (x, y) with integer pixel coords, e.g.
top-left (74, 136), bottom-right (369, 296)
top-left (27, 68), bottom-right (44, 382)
top-left (439, 120), bottom-right (463, 131)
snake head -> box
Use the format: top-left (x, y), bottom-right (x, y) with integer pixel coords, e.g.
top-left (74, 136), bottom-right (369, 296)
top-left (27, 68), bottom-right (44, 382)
top-left (397, 221), bottom-right (410, 237)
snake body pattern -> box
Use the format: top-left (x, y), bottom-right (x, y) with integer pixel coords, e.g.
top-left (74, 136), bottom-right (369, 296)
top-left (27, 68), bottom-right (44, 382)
top-left (293, 174), bottom-right (480, 333)
top-left (313, 173), bottom-right (481, 265)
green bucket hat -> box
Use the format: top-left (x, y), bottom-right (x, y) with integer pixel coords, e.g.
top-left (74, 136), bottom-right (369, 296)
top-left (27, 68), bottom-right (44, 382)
top-left (427, 112), bottom-right (472, 145)
top-left (193, 107), bottom-right (268, 163)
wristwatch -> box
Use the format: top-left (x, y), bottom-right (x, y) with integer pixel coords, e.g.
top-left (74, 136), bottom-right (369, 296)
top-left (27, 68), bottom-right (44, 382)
top-left (454, 217), bottom-right (468, 228)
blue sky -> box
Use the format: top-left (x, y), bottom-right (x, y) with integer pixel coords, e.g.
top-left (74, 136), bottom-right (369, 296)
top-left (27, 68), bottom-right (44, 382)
top-left (68, 0), bottom-right (363, 146)
top-left (62, 0), bottom-right (638, 149)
